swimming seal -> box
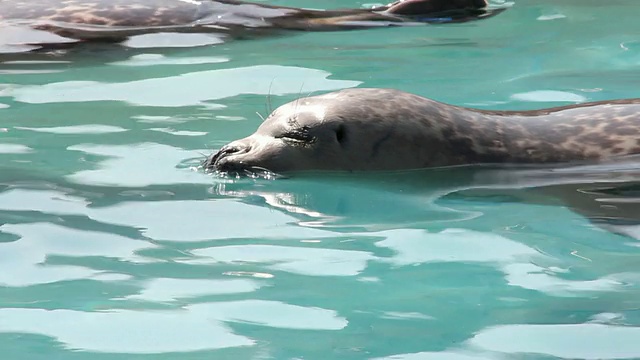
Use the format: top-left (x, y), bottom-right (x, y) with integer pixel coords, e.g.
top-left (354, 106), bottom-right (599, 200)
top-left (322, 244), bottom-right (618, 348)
top-left (203, 88), bottom-right (640, 174)
top-left (0, 0), bottom-right (501, 43)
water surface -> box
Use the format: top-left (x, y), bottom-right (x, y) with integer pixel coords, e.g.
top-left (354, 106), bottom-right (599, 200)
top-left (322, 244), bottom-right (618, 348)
top-left (1, 1), bottom-right (640, 359)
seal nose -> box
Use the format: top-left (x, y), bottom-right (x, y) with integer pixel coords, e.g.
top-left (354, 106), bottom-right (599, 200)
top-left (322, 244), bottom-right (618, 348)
top-left (203, 143), bottom-right (250, 171)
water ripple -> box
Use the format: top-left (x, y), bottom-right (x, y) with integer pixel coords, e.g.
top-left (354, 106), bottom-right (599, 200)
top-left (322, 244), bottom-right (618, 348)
top-left (0, 222), bottom-right (153, 286)
top-left (7, 65), bottom-right (361, 107)
top-left (469, 323), bottom-right (640, 359)
top-left (124, 278), bottom-right (265, 302)
top-left (0, 300), bottom-right (346, 353)
top-left (189, 244), bottom-right (375, 276)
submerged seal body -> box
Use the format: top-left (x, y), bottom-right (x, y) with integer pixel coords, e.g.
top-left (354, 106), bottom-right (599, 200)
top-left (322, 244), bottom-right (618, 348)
top-left (204, 88), bottom-right (640, 174)
top-left (0, 0), bottom-right (499, 42)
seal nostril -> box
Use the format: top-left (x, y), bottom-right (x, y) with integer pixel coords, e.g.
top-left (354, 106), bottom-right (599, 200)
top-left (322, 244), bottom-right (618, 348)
top-left (221, 144), bottom-right (250, 157)
top-left (204, 143), bottom-right (251, 171)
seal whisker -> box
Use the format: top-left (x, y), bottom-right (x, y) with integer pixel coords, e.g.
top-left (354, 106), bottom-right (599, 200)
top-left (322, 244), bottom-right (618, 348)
top-left (243, 169), bottom-right (256, 178)
top-left (267, 79), bottom-right (275, 114)
top-left (293, 81), bottom-right (307, 122)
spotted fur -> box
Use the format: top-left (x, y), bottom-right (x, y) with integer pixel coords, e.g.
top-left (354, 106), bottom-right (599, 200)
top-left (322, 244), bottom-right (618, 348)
top-left (205, 89), bottom-right (640, 173)
top-left (347, 89), bottom-right (640, 167)
top-left (0, 0), bottom-right (499, 42)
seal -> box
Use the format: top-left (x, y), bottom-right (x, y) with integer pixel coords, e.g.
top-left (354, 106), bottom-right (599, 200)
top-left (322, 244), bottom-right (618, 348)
top-left (0, 0), bottom-right (502, 42)
top-left (203, 88), bottom-right (640, 174)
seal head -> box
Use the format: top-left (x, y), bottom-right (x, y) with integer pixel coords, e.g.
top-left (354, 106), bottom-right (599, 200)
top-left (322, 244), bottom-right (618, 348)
top-left (205, 88), bottom-right (477, 174)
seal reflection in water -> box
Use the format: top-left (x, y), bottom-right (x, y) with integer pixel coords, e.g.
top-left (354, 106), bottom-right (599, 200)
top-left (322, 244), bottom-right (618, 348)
top-left (204, 88), bottom-right (640, 175)
top-left (0, 0), bottom-right (502, 42)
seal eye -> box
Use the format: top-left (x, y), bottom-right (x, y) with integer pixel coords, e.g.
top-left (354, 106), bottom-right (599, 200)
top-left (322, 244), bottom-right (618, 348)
top-left (277, 125), bottom-right (315, 144)
top-left (335, 125), bottom-right (347, 145)
top-left (283, 131), bottom-right (310, 142)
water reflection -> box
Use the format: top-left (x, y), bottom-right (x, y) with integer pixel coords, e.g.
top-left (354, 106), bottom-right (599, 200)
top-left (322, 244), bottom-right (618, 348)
top-left (0, 23), bottom-right (77, 54)
top-left (1, 0), bottom-right (639, 357)
top-left (0, 144), bottom-right (32, 153)
top-left (124, 278), bottom-right (265, 302)
top-left (0, 299), bottom-right (347, 353)
top-left (0, 306), bottom-right (254, 353)
top-left (15, 124), bottom-right (128, 134)
top-left (7, 65), bottom-right (360, 107)
top-left (0, 187), bottom-right (333, 241)
top-left (469, 323), bottom-right (640, 359)
top-left (211, 175), bottom-right (478, 231)
top-left (373, 351), bottom-right (499, 360)
top-left (0, 222), bottom-right (151, 286)
top-left (66, 143), bottom-right (211, 187)
top-left (0, 165), bottom-right (639, 357)
top-left (208, 160), bottom-right (640, 236)
top-left (188, 244), bottom-right (375, 276)
top-left (123, 33), bottom-right (226, 49)
top-left (0, 22), bottom-right (227, 55)
top-left (109, 53), bottom-right (228, 66)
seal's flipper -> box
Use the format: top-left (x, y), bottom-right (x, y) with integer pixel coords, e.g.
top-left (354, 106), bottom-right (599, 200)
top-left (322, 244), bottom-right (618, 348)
top-left (384, 0), bottom-right (504, 24)
top-left (385, 0), bottom-right (487, 15)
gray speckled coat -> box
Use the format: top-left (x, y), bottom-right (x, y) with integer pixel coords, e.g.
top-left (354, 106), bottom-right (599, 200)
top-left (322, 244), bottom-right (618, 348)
top-left (205, 88), bottom-right (640, 173)
top-left (0, 0), bottom-right (498, 41)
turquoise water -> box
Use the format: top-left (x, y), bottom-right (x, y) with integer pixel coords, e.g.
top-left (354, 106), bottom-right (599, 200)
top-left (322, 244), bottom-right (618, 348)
top-left (2, 0), bottom-right (640, 359)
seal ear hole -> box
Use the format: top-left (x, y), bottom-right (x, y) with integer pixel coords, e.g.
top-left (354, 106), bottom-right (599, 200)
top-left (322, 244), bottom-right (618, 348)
top-left (335, 125), bottom-right (347, 145)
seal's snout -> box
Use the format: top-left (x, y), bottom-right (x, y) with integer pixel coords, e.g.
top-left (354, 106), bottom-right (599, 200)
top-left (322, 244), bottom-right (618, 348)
top-left (203, 143), bottom-right (251, 172)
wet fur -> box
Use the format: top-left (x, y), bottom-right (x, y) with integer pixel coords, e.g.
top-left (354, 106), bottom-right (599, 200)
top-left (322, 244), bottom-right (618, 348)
top-left (0, 0), bottom-right (499, 41)
top-left (206, 88), bottom-right (640, 173)
top-left (387, 92), bottom-right (640, 166)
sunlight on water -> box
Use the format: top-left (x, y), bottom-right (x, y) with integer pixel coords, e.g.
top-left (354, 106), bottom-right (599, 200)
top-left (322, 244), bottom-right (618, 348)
top-left (470, 324), bottom-right (640, 359)
top-left (7, 65), bottom-right (361, 107)
top-left (1, 0), bottom-right (640, 359)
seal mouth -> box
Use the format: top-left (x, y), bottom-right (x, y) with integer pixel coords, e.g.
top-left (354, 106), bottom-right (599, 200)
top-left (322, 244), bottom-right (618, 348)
top-left (203, 145), bottom-right (280, 179)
